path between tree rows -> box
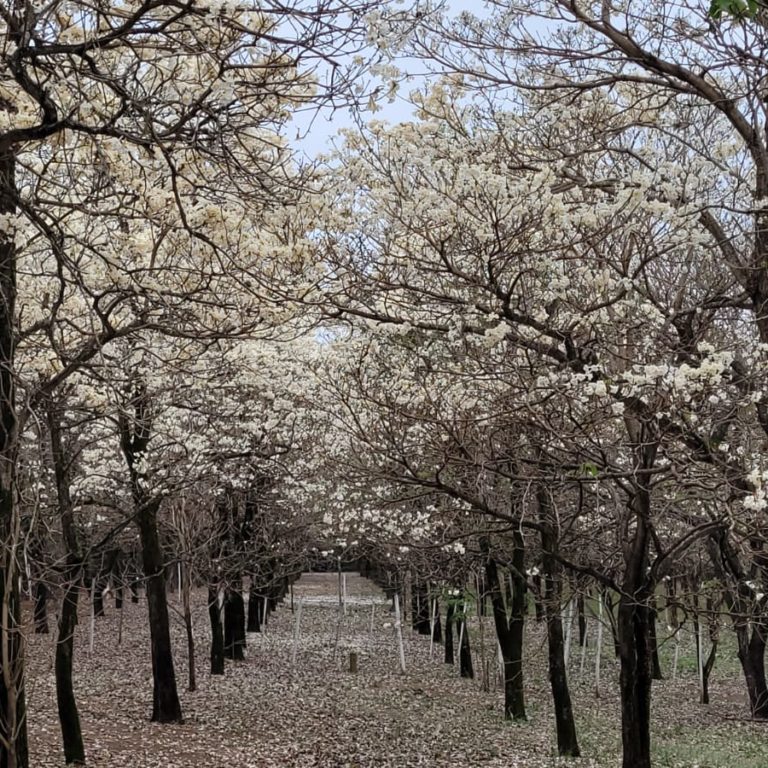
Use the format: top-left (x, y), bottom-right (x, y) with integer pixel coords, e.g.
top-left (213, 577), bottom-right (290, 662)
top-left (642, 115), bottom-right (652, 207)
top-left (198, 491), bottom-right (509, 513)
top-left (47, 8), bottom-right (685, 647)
top-left (24, 573), bottom-right (763, 767)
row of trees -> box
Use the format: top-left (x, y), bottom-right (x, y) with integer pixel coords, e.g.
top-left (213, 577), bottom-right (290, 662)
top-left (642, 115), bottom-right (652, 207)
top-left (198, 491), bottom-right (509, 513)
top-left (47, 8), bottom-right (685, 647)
top-left (2, 2), bottom-right (768, 768)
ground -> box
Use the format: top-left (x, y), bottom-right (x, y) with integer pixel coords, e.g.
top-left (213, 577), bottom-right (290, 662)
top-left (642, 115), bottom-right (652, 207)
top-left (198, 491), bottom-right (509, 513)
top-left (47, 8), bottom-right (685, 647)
top-left (23, 573), bottom-right (768, 767)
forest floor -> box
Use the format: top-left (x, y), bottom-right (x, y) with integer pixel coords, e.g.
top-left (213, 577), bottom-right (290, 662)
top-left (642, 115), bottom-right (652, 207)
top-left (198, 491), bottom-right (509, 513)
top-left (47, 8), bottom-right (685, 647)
top-left (23, 573), bottom-right (768, 767)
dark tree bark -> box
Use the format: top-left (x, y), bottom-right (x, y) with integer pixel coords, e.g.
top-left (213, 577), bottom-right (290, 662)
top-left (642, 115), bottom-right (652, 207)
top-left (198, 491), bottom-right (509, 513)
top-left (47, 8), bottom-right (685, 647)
top-left (0, 147), bottom-right (27, 768)
top-left (649, 596), bottom-right (663, 680)
top-left (208, 587), bottom-right (225, 675)
top-left (115, 585), bottom-right (124, 610)
top-left (483, 535), bottom-right (526, 721)
top-left (431, 595), bottom-right (442, 643)
top-left (92, 583), bottom-right (105, 618)
top-left (415, 584), bottom-right (431, 635)
top-left (457, 594), bottom-right (474, 679)
top-left (604, 590), bottom-right (622, 658)
top-left (444, 599), bottom-right (455, 665)
top-left (708, 529), bottom-right (768, 718)
top-left (56, 582), bottom-right (83, 766)
top-left (615, 422), bottom-right (658, 768)
top-left (224, 587), bottom-right (246, 661)
top-left (538, 485), bottom-right (580, 758)
top-left (138, 500), bottom-right (183, 722)
top-left (120, 381), bottom-right (182, 724)
top-left (180, 563), bottom-right (195, 692)
top-left (577, 593), bottom-right (587, 647)
top-left (47, 401), bottom-right (85, 766)
top-left (247, 585), bottom-right (261, 632)
top-left (33, 581), bottom-right (49, 634)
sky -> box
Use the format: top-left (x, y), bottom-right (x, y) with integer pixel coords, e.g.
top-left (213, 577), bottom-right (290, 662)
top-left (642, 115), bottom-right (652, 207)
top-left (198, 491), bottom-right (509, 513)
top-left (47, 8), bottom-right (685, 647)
top-left (288, 0), bottom-right (484, 159)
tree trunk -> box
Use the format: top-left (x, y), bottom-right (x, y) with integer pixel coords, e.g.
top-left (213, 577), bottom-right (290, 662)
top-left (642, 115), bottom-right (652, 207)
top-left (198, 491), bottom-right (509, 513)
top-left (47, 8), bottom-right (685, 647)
top-left (615, 424), bottom-right (657, 768)
top-left (707, 530), bottom-right (768, 718)
top-left (738, 626), bottom-right (768, 718)
top-left (444, 600), bottom-right (455, 665)
top-left (224, 587), bottom-right (246, 661)
top-left (47, 401), bottom-right (85, 766)
top-left (33, 581), bottom-right (48, 634)
top-left (617, 595), bottom-right (652, 768)
top-left (577, 593), bottom-right (587, 647)
top-left (247, 583), bottom-right (261, 632)
top-left (484, 535), bottom-right (526, 721)
top-left (181, 562), bottom-right (195, 692)
top-left (538, 485), bottom-right (580, 758)
top-left (138, 501), bottom-right (183, 723)
top-left (458, 596), bottom-right (474, 679)
top-left (208, 587), bottom-right (225, 675)
top-left (432, 596), bottom-right (442, 643)
top-left (56, 582), bottom-right (84, 766)
top-left (92, 583), bottom-right (104, 618)
top-left (0, 147), bottom-right (27, 768)
top-left (649, 597), bottom-right (663, 680)
top-left (120, 382), bottom-right (182, 724)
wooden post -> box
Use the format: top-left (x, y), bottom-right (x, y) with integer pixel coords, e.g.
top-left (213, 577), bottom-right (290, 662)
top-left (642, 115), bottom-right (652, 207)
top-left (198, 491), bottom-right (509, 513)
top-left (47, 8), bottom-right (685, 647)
top-left (337, 557), bottom-right (343, 612)
top-left (672, 628), bottom-right (680, 681)
top-left (429, 598), bottom-right (436, 659)
top-left (594, 592), bottom-right (604, 698)
top-left (697, 619), bottom-right (704, 699)
top-left (394, 593), bottom-right (406, 673)
top-left (579, 613), bottom-right (589, 675)
top-left (261, 591), bottom-right (267, 633)
top-left (89, 578), bottom-right (96, 656)
top-left (349, 651), bottom-right (358, 673)
top-left (291, 598), bottom-right (303, 667)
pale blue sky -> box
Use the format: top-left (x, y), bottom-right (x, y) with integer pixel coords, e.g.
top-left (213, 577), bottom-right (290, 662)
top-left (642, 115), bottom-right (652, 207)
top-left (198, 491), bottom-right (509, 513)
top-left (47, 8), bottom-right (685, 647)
top-left (289, 0), bottom-right (484, 159)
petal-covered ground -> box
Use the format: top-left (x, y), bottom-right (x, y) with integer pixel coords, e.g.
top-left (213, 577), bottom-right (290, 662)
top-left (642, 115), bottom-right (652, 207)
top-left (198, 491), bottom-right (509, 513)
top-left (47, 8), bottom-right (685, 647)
top-left (24, 574), bottom-right (768, 767)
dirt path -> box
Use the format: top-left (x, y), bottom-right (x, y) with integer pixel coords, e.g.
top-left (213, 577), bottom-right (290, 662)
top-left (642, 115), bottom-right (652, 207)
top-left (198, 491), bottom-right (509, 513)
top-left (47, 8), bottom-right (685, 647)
top-left (23, 574), bottom-right (762, 767)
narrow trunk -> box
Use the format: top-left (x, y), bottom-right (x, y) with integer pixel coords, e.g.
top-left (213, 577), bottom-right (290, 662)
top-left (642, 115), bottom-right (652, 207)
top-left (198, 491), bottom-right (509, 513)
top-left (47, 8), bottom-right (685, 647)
top-left (432, 597), bottom-right (442, 643)
top-left (616, 424), bottom-right (657, 768)
top-left (138, 502), bottom-right (183, 723)
top-left (444, 600), bottom-right (455, 665)
top-left (577, 593), bottom-right (587, 647)
top-left (47, 402), bottom-right (84, 766)
top-left (538, 486), bottom-right (580, 758)
top-left (181, 563), bottom-right (195, 692)
top-left (247, 583), bottom-right (261, 632)
top-left (458, 596), bottom-right (474, 679)
top-left (649, 597), bottom-right (663, 680)
top-left (208, 587), bottom-right (225, 675)
top-left (484, 535), bottom-right (526, 721)
top-left (33, 581), bottom-right (48, 634)
top-left (0, 147), bottom-right (26, 768)
top-left (56, 583), bottom-right (84, 765)
top-left (92, 583), bottom-right (104, 618)
top-left (121, 382), bottom-right (182, 724)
